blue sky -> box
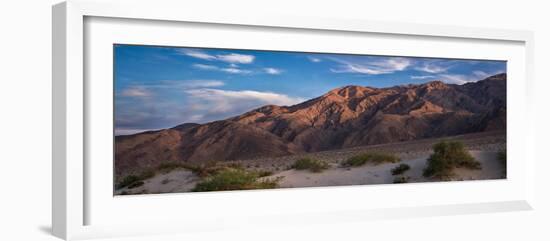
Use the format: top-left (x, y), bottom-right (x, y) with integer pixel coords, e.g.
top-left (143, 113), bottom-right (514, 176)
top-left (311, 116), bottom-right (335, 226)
top-left (114, 44), bottom-right (506, 135)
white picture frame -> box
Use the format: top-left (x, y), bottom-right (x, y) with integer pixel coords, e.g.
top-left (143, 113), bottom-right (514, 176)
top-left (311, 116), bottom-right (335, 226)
top-left (52, 0), bottom-right (535, 240)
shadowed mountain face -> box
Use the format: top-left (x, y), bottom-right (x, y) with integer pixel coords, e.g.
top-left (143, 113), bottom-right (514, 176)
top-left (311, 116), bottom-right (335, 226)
top-left (115, 73), bottom-right (506, 177)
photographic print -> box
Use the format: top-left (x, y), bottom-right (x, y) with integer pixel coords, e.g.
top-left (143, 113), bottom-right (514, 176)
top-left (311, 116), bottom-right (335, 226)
top-left (114, 44), bottom-right (507, 195)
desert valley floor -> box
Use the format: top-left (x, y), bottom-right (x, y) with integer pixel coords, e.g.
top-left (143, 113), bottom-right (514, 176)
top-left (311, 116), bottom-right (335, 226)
top-left (115, 130), bottom-right (506, 195)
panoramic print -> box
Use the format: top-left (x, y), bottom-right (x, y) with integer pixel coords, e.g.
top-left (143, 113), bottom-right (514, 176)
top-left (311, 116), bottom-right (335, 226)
top-left (114, 44), bottom-right (507, 195)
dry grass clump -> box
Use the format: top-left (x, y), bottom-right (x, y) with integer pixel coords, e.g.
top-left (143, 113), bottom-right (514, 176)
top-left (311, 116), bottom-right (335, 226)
top-left (291, 158), bottom-right (329, 173)
top-left (341, 152), bottom-right (400, 167)
top-left (192, 168), bottom-right (281, 192)
top-left (116, 169), bottom-right (155, 189)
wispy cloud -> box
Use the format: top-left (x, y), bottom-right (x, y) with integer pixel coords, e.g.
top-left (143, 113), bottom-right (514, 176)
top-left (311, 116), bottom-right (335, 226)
top-left (179, 49), bottom-right (255, 64)
top-left (193, 64), bottom-right (252, 74)
top-left (330, 57), bottom-right (411, 75)
top-left (438, 69), bottom-right (503, 84)
top-left (177, 80), bottom-right (225, 88)
top-left (222, 68), bottom-right (252, 74)
top-left (120, 86), bottom-right (152, 98)
top-left (193, 64), bottom-right (218, 70)
top-left (308, 56), bottom-right (321, 63)
top-left (411, 75), bottom-right (436, 80)
top-left (437, 74), bottom-right (472, 84)
top-left (115, 80), bottom-right (228, 135)
top-left (186, 89), bottom-right (304, 107)
top-left (179, 50), bottom-right (217, 61)
top-left (414, 63), bottom-right (449, 74)
top-left (264, 67), bottom-right (283, 75)
top-left (217, 53), bottom-right (255, 64)
top-left (184, 88), bottom-right (306, 122)
top-left (473, 70), bottom-right (491, 78)
top-left (119, 80), bottom-right (225, 95)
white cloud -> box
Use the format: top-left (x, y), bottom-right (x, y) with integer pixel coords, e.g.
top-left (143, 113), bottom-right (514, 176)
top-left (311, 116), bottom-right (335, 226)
top-left (473, 70), bottom-right (489, 78)
top-left (193, 63), bottom-right (252, 74)
top-left (221, 68), bottom-right (252, 74)
top-left (438, 70), bottom-right (505, 85)
top-left (120, 80), bottom-right (225, 96)
top-left (438, 74), bottom-right (471, 84)
top-left (411, 75), bottom-right (436, 80)
top-left (120, 86), bottom-right (152, 98)
top-left (264, 67), bottom-right (282, 75)
top-left (188, 114), bottom-right (205, 122)
top-left (185, 88), bottom-right (305, 118)
top-left (308, 57), bottom-right (321, 63)
top-left (187, 89), bottom-right (304, 107)
top-left (330, 57), bottom-right (411, 75)
top-left (415, 63), bottom-right (449, 74)
top-left (193, 64), bottom-right (218, 70)
top-left (179, 49), bottom-right (255, 64)
top-left (177, 80), bottom-right (225, 88)
top-left (216, 53), bottom-right (255, 64)
top-left (179, 50), bottom-right (217, 60)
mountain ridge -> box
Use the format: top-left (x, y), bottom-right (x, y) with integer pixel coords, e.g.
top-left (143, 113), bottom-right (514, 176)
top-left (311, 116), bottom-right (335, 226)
top-left (115, 73), bottom-right (506, 177)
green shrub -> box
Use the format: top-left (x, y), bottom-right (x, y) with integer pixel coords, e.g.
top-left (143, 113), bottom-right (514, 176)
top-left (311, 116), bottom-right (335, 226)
top-left (127, 181), bottom-right (144, 189)
top-left (116, 175), bottom-right (140, 189)
top-left (341, 152), bottom-right (400, 167)
top-left (393, 176), bottom-right (409, 183)
top-left (391, 163), bottom-right (411, 175)
top-left (181, 161), bottom-right (222, 177)
top-left (192, 168), bottom-right (280, 192)
top-left (116, 169), bottom-right (155, 189)
top-left (157, 162), bottom-right (187, 173)
top-left (257, 170), bottom-right (273, 177)
top-left (292, 158), bottom-right (329, 173)
top-left (423, 141), bottom-right (480, 178)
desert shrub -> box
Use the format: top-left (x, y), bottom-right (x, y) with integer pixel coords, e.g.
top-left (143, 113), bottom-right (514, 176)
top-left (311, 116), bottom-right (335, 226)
top-left (116, 175), bottom-right (140, 189)
top-left (292, 158), bottom-right (329, 173)
top-left (116, 169), bottom-right (155, 189)
top-left (127, 181), bottom-right (144, 189)
top-left (423, 141), bottom-right (480, 178)
top-left (393, 176), bottom-right (409, 183)
top-left (341, 152), bottom-right (400, 167)
top-left (192, 168), bottom-right (280, 192)
top-left (391, 163), bottom-right (411, 175)
top-left (225, 162), bottom-right (244, 169)
top-left (257, 170), bottom-right (273, 177)
top-left (157, 162), bottom-right (187, 173)
top-left (181, 161), bottom-right (222, 177)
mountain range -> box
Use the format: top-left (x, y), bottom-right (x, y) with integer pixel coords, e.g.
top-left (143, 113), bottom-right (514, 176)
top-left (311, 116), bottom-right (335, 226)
top-left (115, 73), bottom-right (506, 177)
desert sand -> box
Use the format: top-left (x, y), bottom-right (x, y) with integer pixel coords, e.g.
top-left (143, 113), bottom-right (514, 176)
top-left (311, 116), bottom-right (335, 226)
top-left (261, 151), bottom-right (504, 188)
top-left (116, 149), bottom-right (505, 195)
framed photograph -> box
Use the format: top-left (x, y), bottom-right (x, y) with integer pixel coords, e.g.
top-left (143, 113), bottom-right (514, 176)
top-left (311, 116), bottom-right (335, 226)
top-left (52, 0), bottom-right (535, 240)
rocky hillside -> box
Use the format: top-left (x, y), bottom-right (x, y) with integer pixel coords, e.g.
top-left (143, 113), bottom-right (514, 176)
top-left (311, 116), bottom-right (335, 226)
top-left (115, 73), bottom-right (506, 177)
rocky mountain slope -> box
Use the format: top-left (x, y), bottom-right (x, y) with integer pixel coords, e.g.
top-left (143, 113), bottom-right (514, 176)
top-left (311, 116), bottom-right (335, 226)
top-left (115, 73), bottom-right (506, 177)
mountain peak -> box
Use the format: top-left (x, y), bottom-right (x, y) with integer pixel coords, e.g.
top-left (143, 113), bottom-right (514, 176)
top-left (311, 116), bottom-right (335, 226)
top-left (417, 80), bottom-right (449, 92)
top-left (484, 73), bottom-right (506, 81)
top-left (327, 85), bottom-right (374, 99)
top-left (423, 80), bottom-right (447, 88)
top-left (171, 123), bottom-right (200, 131)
